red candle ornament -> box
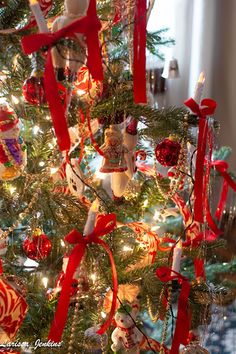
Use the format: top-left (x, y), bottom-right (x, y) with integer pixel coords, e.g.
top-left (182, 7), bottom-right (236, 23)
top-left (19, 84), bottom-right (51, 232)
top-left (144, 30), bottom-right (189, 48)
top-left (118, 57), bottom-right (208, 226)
top-left (23, 228), bottom-right (52, 261)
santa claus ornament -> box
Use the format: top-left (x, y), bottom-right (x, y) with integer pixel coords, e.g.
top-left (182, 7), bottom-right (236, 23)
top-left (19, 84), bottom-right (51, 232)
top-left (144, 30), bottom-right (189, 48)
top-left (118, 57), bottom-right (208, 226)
top-left (22, 69), bottom-right (46, 106)
top-left (51, 0), bottom-right (89, 82)
top-left (23, 228), bottom-right (52, 261)
top-left (0, 105), bottom-right (26, 180)
top-left (155, 137), bottom-right (181, 167)
top-left (100, 125), bottom-right (128, 173)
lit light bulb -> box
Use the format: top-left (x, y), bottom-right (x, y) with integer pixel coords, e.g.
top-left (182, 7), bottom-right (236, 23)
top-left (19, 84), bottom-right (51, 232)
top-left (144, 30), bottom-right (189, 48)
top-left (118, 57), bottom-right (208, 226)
top-left (33, 125), bottom-right (40, 135)
top-left (123, 245), bottom-right (133, 252)
top-left (9, 186), bottom-right (16, 195)
top-left (143, 199), bottom-right (148, 208)
top-left (39, 161), bottom-right (45, 167)
top-left (42, 277), bottom-right (48, 288)
top-left (50, 167), bottom-right (58, 175)
top-left (11, 95), bottom-right (19, 104)
top-left (60, 239), bottom-right (65, 247)
top-left (153, 210), bottom-right (161, 221)
top-left (90, 273), bottom-right (97, 283)
top-left (101, 311), bottom-right (106, 319)
top-left (151, 225), bottom-right (160, 231)
top-left (45, 115), bottom-right (51, 121)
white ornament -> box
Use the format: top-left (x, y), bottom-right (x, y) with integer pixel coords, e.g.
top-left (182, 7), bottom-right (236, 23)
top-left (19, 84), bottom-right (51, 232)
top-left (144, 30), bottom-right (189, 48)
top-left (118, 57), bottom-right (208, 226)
top-left (65, 158), bottom-right (85, 198)
top-left (111, 300), bottom-right (143, 354)
top-left (111, 119), bottom-right (138, 198)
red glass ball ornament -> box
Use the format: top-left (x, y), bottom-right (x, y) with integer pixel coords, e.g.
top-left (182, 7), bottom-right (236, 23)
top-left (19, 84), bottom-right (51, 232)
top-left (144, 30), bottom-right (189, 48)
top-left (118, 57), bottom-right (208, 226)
top-left (22, 70), bottom-right (46, 106)
top-left (155, 138), bottom-right (181, 167)
top-left (23, 229), bottom-right (52, 261)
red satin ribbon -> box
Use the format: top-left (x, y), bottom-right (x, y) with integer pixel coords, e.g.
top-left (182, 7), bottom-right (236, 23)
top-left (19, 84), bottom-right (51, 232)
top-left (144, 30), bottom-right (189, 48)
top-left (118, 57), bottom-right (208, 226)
top-left (133, 0), bottom-right (147, 104)
top-left (85, 109), bottom-right (104, 156)
top-left (156, 266), bottom-right (190, 354)
top-left (158, 230), bottom-right (217, 253)
top-left (184, 98), bottom-right (217, 223)
top-left (194, 258), bottom-right (206, 280)
top-left (216, 179), bottom-right (228, 220)
top-left (21, 0), bottom-right (103, 152)
top-left (211, 160), bottom-right (236, 220)
top-left (48, 214), bottom-right (117, 342)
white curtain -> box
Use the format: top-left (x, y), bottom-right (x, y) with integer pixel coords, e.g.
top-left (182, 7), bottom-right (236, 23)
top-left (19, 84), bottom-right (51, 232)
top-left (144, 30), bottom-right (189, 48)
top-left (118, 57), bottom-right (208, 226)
top-left (148, 0), bottom-right (236, 169)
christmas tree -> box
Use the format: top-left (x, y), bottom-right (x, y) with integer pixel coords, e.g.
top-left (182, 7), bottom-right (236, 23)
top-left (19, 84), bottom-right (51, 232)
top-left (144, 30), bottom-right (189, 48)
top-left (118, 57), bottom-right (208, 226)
top-left (0, 1), bottom-right (235, 353)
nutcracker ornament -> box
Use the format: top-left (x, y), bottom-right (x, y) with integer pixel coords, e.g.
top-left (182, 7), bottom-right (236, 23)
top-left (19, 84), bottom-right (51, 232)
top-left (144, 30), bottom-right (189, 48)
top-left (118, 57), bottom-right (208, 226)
top-left (0, 105), bottom-right (26, 181)
top-left (51, 0), bottom-right (89, 82)
top-left (100, 125), bottom-right (128, 173)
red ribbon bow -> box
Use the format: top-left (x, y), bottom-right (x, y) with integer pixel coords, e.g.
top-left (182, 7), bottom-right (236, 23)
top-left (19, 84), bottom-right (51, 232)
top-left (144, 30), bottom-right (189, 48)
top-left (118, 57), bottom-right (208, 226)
top-left (156, 266), bottom-right (190, 354)
top-left (184, 98), bottom-right (217, 223)
top-left (21, 0), bottom-right (103, 152)
top-left (48, 213), bottom-right (117, 342)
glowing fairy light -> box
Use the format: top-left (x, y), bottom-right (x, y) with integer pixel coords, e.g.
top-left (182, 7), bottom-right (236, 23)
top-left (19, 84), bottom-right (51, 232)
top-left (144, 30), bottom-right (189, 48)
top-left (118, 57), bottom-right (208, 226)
top-left (50, 167), bottom-right (58, 175)
top-left (90, 273), bottom-right (97, 283)
top-left (143, 199), bottom-right (148, 208)
top-left (39, 161), bottom-right (45, 167)
top-left (9, 186), bottom-right (16, 195)
top-left (42, 277), bottom-right (48, 288)
top-left (11, 95), bottom-right (20, 104)
top-left (101, 311), bottom-right (106, 319)
top-left (33, 125), bottom-right (40, 135)
top-left (60, 239), bottom-right (65, 247)
top-left (123, 245), bottom-right (133, 252)
top-left (153, 210), bottom-right (161, 221)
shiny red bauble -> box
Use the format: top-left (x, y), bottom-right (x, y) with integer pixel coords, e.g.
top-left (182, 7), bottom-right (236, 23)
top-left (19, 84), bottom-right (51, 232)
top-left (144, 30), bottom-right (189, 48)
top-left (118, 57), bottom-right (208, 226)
top-left (22, 70), bottom-right (46, 106)
top-left (23, 229), bottom-right (52, 261)
top-left (155, 138), bottom-right (181, 167)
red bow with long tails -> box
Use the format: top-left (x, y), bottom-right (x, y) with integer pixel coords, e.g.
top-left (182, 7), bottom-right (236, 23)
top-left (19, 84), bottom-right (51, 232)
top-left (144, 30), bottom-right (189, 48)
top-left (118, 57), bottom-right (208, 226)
top-left (48, 214), bottom-right (117, 342)
top-left (184, 98), bottom-right (217, 223)
top-left (156, 266), bottom-right (190, 354)
top-left (21, 0), bottom-right (103, 152)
